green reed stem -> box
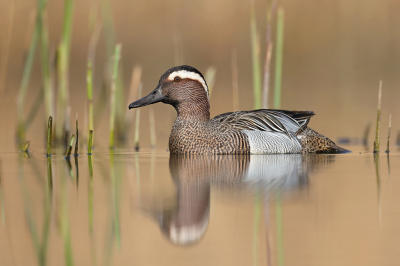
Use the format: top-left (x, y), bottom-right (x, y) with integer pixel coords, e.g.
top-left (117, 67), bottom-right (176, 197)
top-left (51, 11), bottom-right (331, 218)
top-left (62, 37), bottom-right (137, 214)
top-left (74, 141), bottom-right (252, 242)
top-left (16, 1), bottom-right (45, 144)
top-left (262, 0), bottom-right (275, 109)
top-left (39, 3), bottom-right (54, 123)
top-left (134, 84), bottom-right (142, 151)
top-left (250, 0), bottom-right (262, 109)
top-left (100, 0), bottom-right (125, 140)
top-left (56, 0), bottom-right (74, 143)
top-left (373, 81), bottom-right (382, 153)
top-left (385, 114), bottom-right (391, 153)
top-left (88, 130), bottom-right (93, 155)
top-left (274, 7), bottom-right (285, 109)
top-left (109, 44), bottom-right (121, 149)
top-left (74, 116), bottom-right (78, 156)
top-left (65, 134), bottom-right (75, 157)
top-left (46, 116), bottom-right (52, 156)
top-left (87, 60), bottom-right (94, 131)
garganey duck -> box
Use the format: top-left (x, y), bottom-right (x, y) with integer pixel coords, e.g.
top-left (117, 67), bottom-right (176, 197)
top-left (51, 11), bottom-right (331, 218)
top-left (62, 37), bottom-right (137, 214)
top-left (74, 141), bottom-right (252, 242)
top-left (128, 65), bottom-right (348, 154)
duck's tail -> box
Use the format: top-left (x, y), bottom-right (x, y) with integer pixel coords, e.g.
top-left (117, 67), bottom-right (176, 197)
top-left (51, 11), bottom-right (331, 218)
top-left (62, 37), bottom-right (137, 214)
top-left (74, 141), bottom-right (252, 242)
top-left (297, 127), bottom-right (350, 154)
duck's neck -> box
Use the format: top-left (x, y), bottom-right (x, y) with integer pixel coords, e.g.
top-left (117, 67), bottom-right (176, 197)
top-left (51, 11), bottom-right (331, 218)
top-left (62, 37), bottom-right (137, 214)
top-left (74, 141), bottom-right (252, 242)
top-left (174, 100), bottom-right (210, 123)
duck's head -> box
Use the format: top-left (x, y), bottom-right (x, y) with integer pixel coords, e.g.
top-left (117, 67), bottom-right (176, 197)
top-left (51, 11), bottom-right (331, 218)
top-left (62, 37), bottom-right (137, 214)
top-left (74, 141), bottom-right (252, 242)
top-left (128, 65), bottom-right (209, 110)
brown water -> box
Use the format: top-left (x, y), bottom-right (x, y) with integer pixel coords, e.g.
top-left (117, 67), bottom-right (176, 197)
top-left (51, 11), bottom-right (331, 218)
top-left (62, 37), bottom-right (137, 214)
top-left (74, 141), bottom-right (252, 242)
top-left (0, 146), bottom-right (399, 266)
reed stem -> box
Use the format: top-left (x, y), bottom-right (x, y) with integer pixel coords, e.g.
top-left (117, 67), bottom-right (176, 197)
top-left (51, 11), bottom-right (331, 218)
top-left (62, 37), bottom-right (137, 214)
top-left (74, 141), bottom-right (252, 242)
top-left (274, 7), bottom-right (285, 109)
top-left (74, 115), bottom-right (78, 156)
top-left (88, 130), bottom-right (93, 155)
top-left (134, 83), bottom-right (142, 151)
top-left (385, 114), bottom-right (391, 153)
top-left (124, 66), bottom-right (142, 134)
top-left (109, 44), bottom-right (121, 149)
top-left (55, 0), bottom-right (74, 143)
top-left (87, 60), bottom-right (94, 131)
top-left (22, 141), bottom-right (30, 153)
top-left (17, 1), bottom-right (45, 144)
top-left (250, 0), bottom-right (262, 109)
top-left (87, 20), bottom-right (102, 135)
top-left (65, 134), bottom-right (75, 157)
top-left (205, 67), bottom-right (217, 98)
top-left (373, 81), bottom-right (382, 153)
top-left (46, 116), bottom-right (52, 157)
top-left (262, 0), bottom-right (276, 109)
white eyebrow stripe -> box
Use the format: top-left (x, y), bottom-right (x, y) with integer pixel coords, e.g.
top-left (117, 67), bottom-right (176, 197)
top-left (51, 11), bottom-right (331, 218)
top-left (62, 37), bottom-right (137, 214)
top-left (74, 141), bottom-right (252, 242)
top-left (167, 70), bottom-right (209, 98)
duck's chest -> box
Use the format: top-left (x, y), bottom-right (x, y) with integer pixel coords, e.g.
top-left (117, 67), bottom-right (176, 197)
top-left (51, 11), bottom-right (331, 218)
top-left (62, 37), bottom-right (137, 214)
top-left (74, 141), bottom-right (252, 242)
top-left (168, 121), bottom-right (250, 154)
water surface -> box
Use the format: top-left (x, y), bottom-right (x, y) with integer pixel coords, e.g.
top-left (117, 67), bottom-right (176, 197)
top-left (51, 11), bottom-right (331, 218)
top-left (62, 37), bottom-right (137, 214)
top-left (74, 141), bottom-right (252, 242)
top-left (0, 147), bottom-right (399, 266)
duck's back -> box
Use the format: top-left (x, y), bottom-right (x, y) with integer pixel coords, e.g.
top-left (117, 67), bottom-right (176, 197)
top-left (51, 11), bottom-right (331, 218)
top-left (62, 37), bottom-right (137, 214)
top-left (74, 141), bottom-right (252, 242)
top-left (209, 109), bottom-right (312, 154)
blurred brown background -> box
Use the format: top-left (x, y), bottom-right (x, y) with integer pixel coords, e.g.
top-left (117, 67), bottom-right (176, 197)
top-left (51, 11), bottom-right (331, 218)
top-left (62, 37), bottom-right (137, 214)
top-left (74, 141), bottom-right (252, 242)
top-left (0, 0), bottom-right (399, 152)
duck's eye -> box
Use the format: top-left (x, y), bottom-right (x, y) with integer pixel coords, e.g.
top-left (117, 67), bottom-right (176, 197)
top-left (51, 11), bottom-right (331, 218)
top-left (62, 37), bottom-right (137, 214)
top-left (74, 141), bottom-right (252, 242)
top-left (174, 76), bottom-right (181, 82)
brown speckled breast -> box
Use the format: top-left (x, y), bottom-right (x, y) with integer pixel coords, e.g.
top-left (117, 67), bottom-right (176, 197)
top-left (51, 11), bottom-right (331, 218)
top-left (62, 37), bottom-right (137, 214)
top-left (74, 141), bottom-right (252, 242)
top-left (169, 120), bottom-right (250, 155)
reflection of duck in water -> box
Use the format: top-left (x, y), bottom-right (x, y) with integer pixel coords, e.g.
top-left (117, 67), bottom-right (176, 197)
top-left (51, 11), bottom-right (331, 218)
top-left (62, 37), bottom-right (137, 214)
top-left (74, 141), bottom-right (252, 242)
top-left (146, 154), bottom-right (335, 245)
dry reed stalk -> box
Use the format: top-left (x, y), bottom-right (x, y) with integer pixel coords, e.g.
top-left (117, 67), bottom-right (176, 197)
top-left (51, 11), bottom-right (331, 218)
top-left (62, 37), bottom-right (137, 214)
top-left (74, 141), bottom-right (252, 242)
top-left (250, 0), bottom-right (262, 109)
top-left (205, 67), bottom-right (217, 97)
top-left (373, 81), bottom-right (382, 153)
top-left (231, 49), bottom-right (239, 111)
top-left (65, 134), bottom-right (75, 157)
top-left (46, 116), bottom-right (53, 157)
top-left (22, 141), bottom-right (30, 153)
top-left (273, 7), bottom-right (285, 109)
top-left (134, 83), bottom-right (143, 151)
top-left (149, 108), bottom-right (156, 149)
top-left (0, 0), bottom-right (15, 92)
top-left (109, 44), bottom-right (121, 149)
top-left (385, 114), bottom-right (391, 153)
top-left (262, 0), bottom-right (277, 109)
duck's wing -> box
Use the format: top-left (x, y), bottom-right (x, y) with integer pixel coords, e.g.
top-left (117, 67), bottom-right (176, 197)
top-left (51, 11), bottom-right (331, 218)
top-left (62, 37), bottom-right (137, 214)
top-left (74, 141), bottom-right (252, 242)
top-left (211, 109), bottom-right (315, 136)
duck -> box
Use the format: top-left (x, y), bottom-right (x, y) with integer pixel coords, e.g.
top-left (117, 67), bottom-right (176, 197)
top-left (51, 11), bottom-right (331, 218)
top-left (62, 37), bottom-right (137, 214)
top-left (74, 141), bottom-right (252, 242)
top-left (128, 65), bottom-right (349, 155)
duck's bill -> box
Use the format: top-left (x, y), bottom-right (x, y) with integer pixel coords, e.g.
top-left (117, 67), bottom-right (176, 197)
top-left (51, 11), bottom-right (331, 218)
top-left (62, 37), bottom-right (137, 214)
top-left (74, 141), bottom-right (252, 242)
top-left (128, 86), bottom-right (166, 109)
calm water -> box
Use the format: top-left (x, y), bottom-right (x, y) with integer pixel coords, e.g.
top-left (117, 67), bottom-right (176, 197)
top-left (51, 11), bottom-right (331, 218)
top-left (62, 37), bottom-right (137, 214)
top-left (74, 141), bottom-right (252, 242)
top-left (0, 146), bottom-right (399, 266)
